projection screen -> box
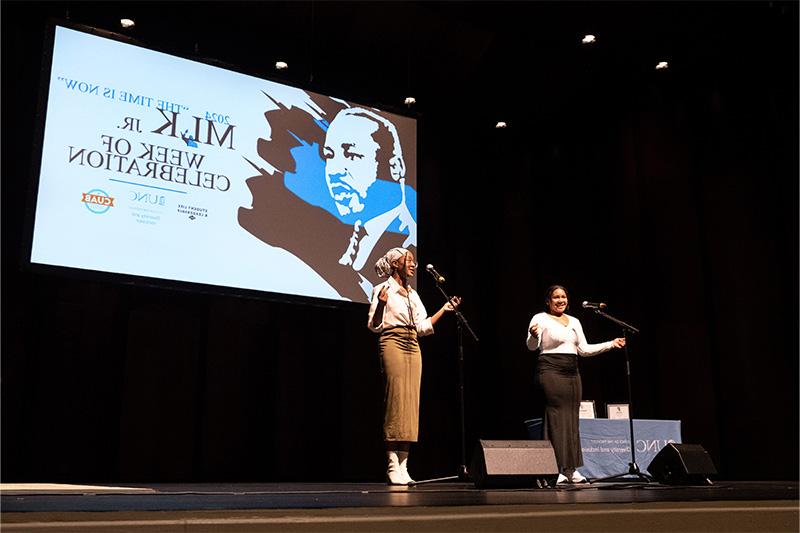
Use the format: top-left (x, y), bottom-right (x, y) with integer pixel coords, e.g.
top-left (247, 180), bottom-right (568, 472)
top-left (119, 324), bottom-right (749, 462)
top-left (29, 23), bottom-right (418, 304)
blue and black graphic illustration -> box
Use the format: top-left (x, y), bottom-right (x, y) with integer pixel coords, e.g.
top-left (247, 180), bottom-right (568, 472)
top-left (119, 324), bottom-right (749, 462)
top-left (238, 92), bottom-right (417, 302)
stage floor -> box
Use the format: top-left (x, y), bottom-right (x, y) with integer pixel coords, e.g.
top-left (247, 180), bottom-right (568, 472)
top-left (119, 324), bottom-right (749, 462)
top-left (2, 481), bottom-right (798, 532)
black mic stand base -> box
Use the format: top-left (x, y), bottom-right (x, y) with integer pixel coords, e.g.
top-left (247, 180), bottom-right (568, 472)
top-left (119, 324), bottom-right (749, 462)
top-left (411, 465), bottom-right (470, 486)
top-left (590, 462), bottom-right (654, 484)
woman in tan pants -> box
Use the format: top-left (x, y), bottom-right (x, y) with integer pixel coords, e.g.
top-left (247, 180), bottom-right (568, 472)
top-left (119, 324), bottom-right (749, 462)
top-left (367, 247), bottom-right (460, 485)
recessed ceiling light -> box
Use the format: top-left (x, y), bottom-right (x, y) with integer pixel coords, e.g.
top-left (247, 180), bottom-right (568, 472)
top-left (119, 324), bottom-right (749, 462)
top-left (120, 18), bottom-right (135, 29)
top-left (275, 61), bottom-right (288, 70)
top-left (655, 61), bottom-right (669, 70)
top-left (581, 34), bottom-right (596, 44)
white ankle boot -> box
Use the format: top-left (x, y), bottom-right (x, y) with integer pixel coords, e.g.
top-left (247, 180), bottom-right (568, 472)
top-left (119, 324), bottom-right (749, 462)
top-left (386, 451), bottom-right (406, 485)
top-left (558, 468), bottom-right (588, 484)
top-left (571, 469), bottom-right (587, 483)
top-left (397, 451), bottom-right (415, 485)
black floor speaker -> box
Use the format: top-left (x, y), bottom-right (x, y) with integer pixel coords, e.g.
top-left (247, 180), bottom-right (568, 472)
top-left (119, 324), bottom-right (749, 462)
top-left (470, 440), bottom-right (558, 489)
top-left (648, 443), bottom-right (717, 485)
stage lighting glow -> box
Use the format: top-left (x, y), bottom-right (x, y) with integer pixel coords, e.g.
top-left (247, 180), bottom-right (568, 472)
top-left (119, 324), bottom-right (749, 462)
top-left (275, 60), bottom-right (288, 70)
top-left (656, 61), bottom-right (669, 70)
top-left (581, 34), bottom-right (596, 44)
top-left (120, 19), bottom-right (135, 29)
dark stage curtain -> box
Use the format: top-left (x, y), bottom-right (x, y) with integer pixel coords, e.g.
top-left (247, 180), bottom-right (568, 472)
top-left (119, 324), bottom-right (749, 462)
top-left (2, 1), bottom-right (796, 482)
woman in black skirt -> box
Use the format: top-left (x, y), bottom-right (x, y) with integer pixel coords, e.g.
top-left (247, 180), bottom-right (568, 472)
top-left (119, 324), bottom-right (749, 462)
top-left (526, 285), bottom-right (625, 484)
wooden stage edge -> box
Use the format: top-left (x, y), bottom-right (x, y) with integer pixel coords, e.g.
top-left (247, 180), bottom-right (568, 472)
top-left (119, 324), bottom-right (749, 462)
top-left (1, 481), bottom-right (798, 532)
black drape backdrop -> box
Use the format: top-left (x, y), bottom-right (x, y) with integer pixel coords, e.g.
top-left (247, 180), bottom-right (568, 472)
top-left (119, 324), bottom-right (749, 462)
top-left (2, 1), bottom-right (797, 483)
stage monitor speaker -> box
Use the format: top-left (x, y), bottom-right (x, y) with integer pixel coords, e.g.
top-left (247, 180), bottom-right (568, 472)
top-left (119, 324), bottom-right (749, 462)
top-left (471, 440), bottom-right (558, 489)
top-left (648, 443), bottom-right (717, 485)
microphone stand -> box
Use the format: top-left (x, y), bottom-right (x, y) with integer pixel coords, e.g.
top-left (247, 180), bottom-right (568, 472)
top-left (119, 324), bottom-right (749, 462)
top-left (588, 309), bottom-right (653, 483)
top-left (413, 277), bottom-right (478, 485)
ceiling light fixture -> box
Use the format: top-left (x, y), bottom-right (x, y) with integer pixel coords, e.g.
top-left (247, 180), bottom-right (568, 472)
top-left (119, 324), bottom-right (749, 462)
top-left (275, 61), bottom-right (288, 70)
top-left (655, 61), bottom-right (669, 70)
top-left (404, 96), bottom-right (416, 106)
top-left (120, 18), bottom-right (135, 29)
top-left (581, 34), bottom-right (596, 44)
top-left (495, 121), bottom-right (507, 129)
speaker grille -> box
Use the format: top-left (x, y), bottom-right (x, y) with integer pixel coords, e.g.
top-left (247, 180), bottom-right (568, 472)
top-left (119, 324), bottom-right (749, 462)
top-left (471, 440), bottom-right (558, 488)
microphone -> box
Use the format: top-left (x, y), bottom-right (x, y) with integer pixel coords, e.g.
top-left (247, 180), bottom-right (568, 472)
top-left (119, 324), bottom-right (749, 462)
top-left (582, 301), bottom-right (607, 309)
top-left (426, 264), bottom-right (446, 284)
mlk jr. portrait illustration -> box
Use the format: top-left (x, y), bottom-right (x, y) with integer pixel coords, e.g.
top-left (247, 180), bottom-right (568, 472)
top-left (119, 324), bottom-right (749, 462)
top-left (238, 92), bottom-right (417, 303)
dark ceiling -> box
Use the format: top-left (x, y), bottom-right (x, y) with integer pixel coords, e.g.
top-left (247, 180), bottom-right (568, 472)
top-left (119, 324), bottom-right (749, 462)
top-left (4, 1), bottom-right (796, 121)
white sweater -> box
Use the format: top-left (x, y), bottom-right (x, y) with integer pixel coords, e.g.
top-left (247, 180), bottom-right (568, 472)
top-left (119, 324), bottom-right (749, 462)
top-left (526, 312), bottom-right (614, 356)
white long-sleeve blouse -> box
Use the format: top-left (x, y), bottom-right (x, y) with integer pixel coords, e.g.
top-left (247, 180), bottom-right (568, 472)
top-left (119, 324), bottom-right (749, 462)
top-left (367, 276), bottom-right (434, 336)
top-left (526, 312), bottom-right (614, 356)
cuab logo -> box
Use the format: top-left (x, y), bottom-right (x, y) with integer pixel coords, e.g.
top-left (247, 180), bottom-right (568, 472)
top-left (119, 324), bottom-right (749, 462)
top-left (81, 189), bottom-right (115, 214)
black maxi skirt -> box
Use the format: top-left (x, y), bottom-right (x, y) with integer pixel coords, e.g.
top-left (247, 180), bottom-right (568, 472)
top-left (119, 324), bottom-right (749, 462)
top-left (537, 352), bottom-right (582, 471)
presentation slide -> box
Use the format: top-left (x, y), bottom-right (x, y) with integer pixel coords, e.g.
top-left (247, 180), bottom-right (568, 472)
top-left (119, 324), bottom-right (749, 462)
top-left (30, 24), bottom-right (417, 303)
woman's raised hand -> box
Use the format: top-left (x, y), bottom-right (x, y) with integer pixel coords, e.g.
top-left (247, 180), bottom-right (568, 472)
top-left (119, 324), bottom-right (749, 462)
top-left (378, 285), bottom-right (389, 303)
top-left (444, 296), bottom-right (461, 311)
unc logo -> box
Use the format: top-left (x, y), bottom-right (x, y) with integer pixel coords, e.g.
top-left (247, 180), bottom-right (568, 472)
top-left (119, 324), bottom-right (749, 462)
top-left (81, 189), bottom-right (115, 214)
top-left (129, 191), bottom-right (166, 207)
top-left (637, 439), bottom-right (676, 453)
